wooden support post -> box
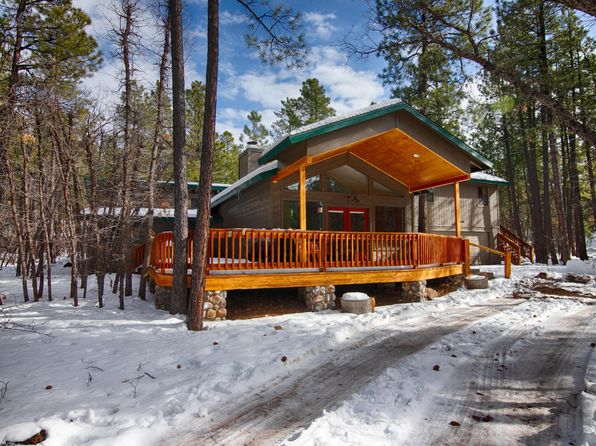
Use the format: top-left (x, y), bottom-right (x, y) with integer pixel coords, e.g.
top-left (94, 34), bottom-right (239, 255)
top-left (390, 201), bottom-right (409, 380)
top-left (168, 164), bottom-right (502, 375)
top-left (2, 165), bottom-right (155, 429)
top-left (505, 251), bottom-right (512, 279)
top-left (299, 164), bottom-right (306, 231)
top-left (464, 239), bottom-right (471, 275)
top-left (454, 181), bottom-right (461, 238)
top-left (299, 164), bottom-right (307, 262)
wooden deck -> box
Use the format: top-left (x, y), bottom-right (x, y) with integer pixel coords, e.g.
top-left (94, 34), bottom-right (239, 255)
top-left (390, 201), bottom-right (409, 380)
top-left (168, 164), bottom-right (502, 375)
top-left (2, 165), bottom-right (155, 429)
top-left (145, 229), bottom-right (469, 291)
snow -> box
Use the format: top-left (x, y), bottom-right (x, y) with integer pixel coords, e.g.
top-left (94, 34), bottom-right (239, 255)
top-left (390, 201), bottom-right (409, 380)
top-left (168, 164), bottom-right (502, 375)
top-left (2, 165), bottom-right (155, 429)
top-left (283, 296), bottom-right (587, 445)
top-left (82, 207), bottom-right (199, 219)
top-left (469, 171), bottom-right (508, 184)
top-left (567, 258), bottom-right (596, 275)
top-left (582, 346), bottom-right (596, 446)
top-left (0, 262), bottom-right (593, 445)
top-left (342, 292), bottom-right (370, 302)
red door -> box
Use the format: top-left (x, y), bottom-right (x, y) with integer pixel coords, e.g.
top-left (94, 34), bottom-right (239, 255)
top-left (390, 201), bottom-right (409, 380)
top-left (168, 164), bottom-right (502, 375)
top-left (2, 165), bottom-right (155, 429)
top-left (327, 207), bottom-right (369, 232)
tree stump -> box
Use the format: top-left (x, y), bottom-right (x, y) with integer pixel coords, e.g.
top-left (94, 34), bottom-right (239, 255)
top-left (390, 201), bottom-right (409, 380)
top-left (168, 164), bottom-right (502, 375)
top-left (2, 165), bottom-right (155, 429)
top-left (341, 292), bottom-right (373, 314)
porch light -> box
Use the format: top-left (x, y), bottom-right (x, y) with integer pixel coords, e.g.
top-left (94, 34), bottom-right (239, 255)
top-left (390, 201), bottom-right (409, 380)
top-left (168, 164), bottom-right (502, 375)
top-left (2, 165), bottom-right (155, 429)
top-left (412, 153), bottom-right (420, 158)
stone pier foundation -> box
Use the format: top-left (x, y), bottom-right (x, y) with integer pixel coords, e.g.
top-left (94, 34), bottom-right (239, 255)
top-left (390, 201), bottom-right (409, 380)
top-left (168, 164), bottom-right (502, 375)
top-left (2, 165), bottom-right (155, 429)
top-left (204, 290), bottom-right (227, 321)
top-left (303, 285), bottom-right (336, 312)
top-left (401, 280), bottom-right (427, 302)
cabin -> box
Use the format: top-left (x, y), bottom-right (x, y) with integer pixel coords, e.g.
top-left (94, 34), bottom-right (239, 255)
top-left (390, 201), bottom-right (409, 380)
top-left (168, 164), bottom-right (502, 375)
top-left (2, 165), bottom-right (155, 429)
top-left (145, 100), bottom-right (527, 318)
top-left (211, 99), bottom-right (508, 264)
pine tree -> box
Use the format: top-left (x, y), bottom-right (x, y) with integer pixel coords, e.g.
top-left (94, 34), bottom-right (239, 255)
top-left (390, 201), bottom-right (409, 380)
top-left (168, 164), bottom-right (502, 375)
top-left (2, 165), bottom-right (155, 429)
top-left (240, 110), bottom-right (269, 148)
top-left (272, 78), bottom-right (335, 136)
top-left (213, 131), bottom-right (240, 184)
top-left (185, 80), bottom-right (206, 179)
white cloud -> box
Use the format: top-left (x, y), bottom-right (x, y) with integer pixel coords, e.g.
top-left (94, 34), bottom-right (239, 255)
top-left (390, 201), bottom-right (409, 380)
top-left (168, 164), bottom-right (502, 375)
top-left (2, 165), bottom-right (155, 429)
top-left (303, 12), bottom-right (338, 40)
top-left (236, 72), bottom-right (301, 109)
top-left (220, 10), bottom-right (246, 25)
top-left (217, 45), bottom-right (387, 140)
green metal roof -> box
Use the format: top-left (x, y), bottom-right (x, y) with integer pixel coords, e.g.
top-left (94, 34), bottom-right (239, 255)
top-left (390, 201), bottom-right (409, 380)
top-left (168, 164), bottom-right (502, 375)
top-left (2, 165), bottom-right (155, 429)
top-left (468, 172), bottom-right (509, 186)
top-left (258, 100), bottom-right (493, 170)
top-left (210, 162), bottom-right (279, 207)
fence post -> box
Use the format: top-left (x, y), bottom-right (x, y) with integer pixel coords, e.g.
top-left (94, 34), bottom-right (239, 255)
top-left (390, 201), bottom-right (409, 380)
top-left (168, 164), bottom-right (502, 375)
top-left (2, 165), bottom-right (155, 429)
top-left (505, 251), bottom-right (512, 279)
top-left (464, 239), bottom-right (470, 276)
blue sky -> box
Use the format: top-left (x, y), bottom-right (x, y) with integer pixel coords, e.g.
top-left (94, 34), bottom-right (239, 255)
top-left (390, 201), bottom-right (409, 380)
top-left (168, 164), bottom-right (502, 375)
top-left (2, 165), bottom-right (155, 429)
top-left (73, 0), bottom-right (390, 143)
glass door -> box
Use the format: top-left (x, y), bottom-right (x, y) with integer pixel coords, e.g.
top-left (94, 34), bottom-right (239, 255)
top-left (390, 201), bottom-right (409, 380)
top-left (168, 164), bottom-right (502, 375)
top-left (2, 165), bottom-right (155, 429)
top-left (327, 207), bottom-right (369, 232)
top-left (328, 208), bottom-right (345, 231)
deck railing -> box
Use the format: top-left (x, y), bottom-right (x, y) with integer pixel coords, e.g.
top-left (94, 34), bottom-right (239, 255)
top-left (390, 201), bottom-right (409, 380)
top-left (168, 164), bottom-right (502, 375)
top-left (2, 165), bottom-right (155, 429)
top-left (149, 229), bottom-right (465, 274)
top-left (132, 244), bottom-right (146, 270)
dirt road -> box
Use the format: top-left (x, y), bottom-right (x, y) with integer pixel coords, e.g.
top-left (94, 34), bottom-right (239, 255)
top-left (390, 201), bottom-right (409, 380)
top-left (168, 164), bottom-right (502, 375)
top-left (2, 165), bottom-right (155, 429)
top-left (410, 304), bottom-right (594, 446)
top-left (167, 298), bottom-right (594, 446)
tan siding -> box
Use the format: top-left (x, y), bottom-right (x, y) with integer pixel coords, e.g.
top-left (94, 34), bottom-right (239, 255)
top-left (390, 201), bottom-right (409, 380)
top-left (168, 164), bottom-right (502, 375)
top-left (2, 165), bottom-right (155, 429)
top-left (215, 181), bottom-right (272, 228)
top-left (426, 183), bottom-right (494, 233)
top-left (306, 115), bottom-right (395, 158)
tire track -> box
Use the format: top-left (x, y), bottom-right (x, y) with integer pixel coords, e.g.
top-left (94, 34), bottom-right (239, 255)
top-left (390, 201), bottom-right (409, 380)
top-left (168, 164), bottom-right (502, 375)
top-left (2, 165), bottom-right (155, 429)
top-left (166, 300), bottom-right (522, 446)
top-left (414, 302), bottom-right (595, 446)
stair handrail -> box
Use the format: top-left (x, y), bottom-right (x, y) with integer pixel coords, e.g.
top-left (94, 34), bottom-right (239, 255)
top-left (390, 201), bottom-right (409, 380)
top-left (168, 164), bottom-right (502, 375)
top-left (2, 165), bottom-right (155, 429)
top-left (499, 226), bottom-right (534, 262)
top-left (467, 241), bottom-right (511, 279)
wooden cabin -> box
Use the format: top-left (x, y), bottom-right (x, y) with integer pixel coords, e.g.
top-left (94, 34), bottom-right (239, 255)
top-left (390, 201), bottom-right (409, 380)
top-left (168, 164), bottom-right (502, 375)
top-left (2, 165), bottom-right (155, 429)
top-left (146, 100), bottom-right (516, 296)
top-left (211, 100), bottom-right (508, 265)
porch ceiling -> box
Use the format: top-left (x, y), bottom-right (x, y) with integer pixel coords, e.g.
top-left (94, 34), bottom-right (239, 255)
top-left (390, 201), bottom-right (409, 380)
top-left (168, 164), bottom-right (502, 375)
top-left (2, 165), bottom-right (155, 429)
top-left (273, 128), bottom-right (470, 192)
top-left (352, 128), bottom-right (469, 191)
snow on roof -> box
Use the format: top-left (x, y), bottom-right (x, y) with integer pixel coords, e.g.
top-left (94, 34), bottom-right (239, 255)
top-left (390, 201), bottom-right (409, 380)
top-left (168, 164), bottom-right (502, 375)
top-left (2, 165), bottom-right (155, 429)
top-left (83, 207), bottom-right (198, 218)
top-left (211, 161), bottom-right (279, 207)
top-left (262, 98), bottom-right (404, 157)
top-left (470, 171), bottom-right (509, 185)
top-left (156, 181), bottom-right (231, 189)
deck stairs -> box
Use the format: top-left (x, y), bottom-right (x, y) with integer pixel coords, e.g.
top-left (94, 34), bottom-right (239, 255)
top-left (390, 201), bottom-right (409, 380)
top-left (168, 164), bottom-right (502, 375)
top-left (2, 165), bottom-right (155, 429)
top-left (496, 226), bottom-right (534, 265)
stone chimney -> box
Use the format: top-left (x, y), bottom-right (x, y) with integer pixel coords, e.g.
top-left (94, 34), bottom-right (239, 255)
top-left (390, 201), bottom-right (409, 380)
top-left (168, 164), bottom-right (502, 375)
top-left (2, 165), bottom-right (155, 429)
top-left (238, 141), bottom-right (263, 178)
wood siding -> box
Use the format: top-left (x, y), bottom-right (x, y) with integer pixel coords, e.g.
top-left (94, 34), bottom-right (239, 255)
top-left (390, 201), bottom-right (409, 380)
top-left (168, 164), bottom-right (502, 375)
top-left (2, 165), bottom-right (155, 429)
top-left (215, 180), bottom-right (273, 228)
top-left (414, 182), bottom-right (501, 264)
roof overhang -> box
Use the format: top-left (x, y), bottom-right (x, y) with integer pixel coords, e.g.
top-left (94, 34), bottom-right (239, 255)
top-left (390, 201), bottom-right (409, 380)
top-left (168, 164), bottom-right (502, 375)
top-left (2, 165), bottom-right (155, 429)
top-left (272, 127), bottom-right (470, 193)
top-left (211, 161), bottom-right (278, 207)
top-left (259, 100), bottom-right (492, 171)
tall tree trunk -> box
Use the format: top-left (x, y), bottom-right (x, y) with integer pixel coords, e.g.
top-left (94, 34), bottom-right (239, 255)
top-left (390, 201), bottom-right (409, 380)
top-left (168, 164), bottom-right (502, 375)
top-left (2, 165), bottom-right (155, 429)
top-left (568, 131), bottom-right (588, 259)
top-left (502, 114), bottom-right (523, 236)
top-left (140, 17), bottom-right (170, 300)
top-left (416, 31), bottom-right (428, 233)
top-left (169, 0), bottom-right (189, 315)
top-left (3, 143), bottom-right (29, 302)
top-left (116, 0), bottom-right (137, 309)
top-left (537, 2), bottom-right (557, 264)
top-left (560, 126), bottom-right (575, 256)
top-left (188, 0), bottom-right (219, 331)
top-left (0, 0), bottom-right (26, 202)
top-left (585, 141), bottom-right (596, 231)
top-left (21, 136), bottom-right (40, 299)
top-left (519, 104), bottom-right (547, 263)
top-left (539, 107), bottom-right (557, 264)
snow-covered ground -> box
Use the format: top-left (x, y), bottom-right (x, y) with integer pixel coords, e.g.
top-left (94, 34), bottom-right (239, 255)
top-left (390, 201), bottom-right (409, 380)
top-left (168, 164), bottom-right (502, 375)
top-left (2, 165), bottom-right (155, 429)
top-left (0, 261), bottom-right (594, 445)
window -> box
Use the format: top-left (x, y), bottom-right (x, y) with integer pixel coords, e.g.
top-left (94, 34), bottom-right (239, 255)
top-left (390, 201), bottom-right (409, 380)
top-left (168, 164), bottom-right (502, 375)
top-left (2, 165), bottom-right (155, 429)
top-left (326, 166), bottom-right (368, 193)
top-left (372, 180), bottom-right (394, 195)
top-left (478, 187), bottom-right (489, 206)
top-left (283, 201), bottom-right (322, 230)
top-left (284, 175), bottom-right (321, 192)
top-left (427, 191), bottom-right (434, 203)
